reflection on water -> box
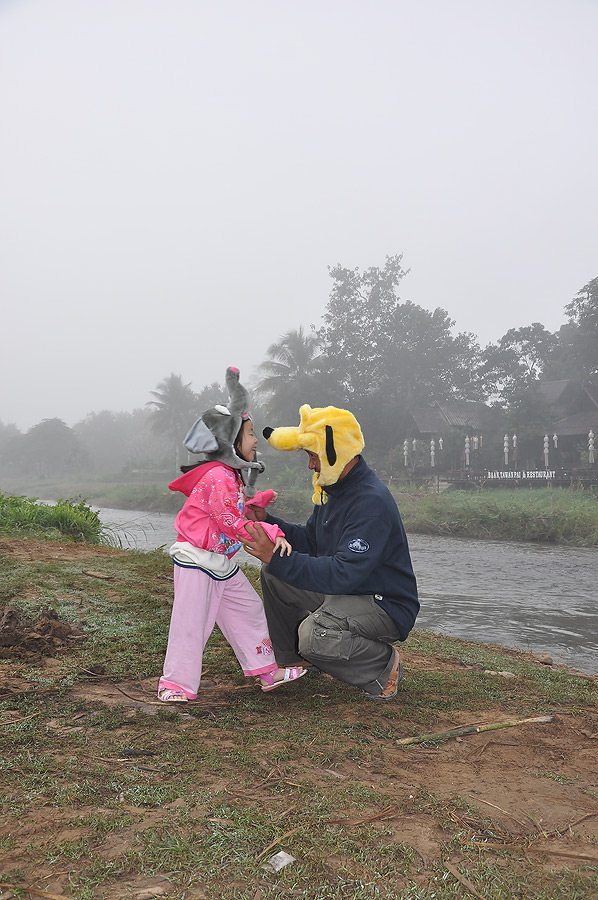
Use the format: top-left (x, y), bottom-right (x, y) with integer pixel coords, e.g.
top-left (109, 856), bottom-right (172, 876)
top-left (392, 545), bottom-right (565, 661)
top-left (96, 507), bottom-right (598, 676)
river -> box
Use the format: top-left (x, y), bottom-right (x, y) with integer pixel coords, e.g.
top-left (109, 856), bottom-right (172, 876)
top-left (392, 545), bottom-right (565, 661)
top-left (96, 506), bottom-right (598, 676)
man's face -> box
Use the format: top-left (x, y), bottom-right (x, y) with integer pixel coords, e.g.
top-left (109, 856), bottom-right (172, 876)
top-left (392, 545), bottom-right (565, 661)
top-left (305, 450), bottom-right (321, 473)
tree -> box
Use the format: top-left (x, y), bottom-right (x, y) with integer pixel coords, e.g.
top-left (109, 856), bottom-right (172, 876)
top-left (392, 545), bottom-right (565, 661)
top-left (1, 418), bottom-right (87, 478)
top-left (256, 327), bottom-right (329, 422)
top-left (479, 323), bottom-right (559, 404)
top-left (549, 277), bottom-right (598, 381)
top-left (147, 374), bottom-right (198, 473)
top-left (74, 409), bottom-right (172, 475)
top-left (194, 381), bottom-right (224, 412)
top-left (320, 255), bottom-right (482, 448)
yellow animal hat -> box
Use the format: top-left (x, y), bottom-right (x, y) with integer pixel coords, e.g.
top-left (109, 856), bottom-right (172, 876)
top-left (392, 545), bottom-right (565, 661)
top-left (263, 405), bottom-right (365, 504)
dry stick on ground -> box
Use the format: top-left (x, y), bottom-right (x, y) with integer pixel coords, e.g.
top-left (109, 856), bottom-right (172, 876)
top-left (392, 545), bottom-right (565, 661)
top-left (445, 862), bottom-right (488, 900)
top-left (472, 797), bottom-right (529, 829)
top-left (329, 805), bottom-right (399, 828)
top-left (476, 842), bottom-right (598, 862)
top-left (0, 712), bottom-right (42, 727)
top-left (255, 826), bottom-right (302, 861)
top-left (544, 811), bottom-right (598, 837)
top-left (0, 886), bottom-right (76, 900)
top-left (396, 715), bottom-right (553, 747)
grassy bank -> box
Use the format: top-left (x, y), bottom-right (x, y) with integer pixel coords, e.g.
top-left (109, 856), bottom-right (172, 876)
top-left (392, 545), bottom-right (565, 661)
top-left (1, 532), bottom-right (598, 899)
top-left (2, 476), bottom-right (598, 546)
top-left (0, 493), bottom-right (109, 544)
top-left (394, 486), bottom-right (598, 547)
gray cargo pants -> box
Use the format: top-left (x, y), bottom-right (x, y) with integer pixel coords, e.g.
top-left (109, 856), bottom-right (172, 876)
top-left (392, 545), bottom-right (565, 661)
top-left (260, 565), bottom-right (402, 697)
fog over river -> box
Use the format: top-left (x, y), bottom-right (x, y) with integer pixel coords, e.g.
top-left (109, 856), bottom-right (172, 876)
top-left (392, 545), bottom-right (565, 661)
top-left (97, 506), bottom-right (598, 677)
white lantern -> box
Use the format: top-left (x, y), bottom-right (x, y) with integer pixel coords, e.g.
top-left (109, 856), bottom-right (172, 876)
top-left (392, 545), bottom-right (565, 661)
top-left (430, 439), bottom-right (435, 467)
top-left (589, 430), bottom-right (595, 466)
top-left (543, 434), bottom-right (549, 468)
top-left (464, 436), bottom-right (470, 468)
top-left (403, 439), bottom-right (409, 467)
top-left (553, 434), bottom-right (558, 449)
top-left (503, 434), bottom-right (509, 466)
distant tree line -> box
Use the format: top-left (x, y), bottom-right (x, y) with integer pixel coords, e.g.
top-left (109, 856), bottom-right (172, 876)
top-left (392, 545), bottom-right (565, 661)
top-left (0, 258), bottom-right (595, 481)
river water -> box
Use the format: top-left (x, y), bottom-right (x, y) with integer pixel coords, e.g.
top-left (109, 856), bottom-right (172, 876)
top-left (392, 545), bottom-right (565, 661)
top-left (96, 506), bottom-right (598, 676)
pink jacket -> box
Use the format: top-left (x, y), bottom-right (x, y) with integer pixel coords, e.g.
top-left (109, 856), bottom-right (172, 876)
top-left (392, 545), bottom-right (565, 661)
top-left (169, 463), bottom-right (283, 558)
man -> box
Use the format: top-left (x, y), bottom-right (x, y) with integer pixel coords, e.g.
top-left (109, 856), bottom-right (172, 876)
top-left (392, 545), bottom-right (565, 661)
top-left (241, 404), bottom-right (419, 700)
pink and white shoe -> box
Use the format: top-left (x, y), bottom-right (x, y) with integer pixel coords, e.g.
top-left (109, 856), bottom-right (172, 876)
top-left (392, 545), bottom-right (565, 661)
top-left (260, 666), bottom-right (307, 692)
top-left (157, 687), bottom-right (188, 702)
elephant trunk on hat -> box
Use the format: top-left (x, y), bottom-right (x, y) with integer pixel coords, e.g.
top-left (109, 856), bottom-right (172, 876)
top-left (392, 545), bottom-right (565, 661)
top-left (182, 367), bottom-right (265, 494)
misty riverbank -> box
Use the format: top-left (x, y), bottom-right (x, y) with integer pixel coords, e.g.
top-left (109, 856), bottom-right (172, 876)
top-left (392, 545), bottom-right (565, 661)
top-left (5, 476), bottom-right (598, 547)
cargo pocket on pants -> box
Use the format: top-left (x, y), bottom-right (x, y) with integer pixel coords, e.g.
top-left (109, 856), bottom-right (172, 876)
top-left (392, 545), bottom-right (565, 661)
top-left (305, 611), bottom-right (351, 660)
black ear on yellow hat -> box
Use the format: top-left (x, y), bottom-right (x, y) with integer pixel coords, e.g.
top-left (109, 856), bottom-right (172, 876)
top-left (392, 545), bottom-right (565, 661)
top-left (263, 405), bottom-right (364, 504)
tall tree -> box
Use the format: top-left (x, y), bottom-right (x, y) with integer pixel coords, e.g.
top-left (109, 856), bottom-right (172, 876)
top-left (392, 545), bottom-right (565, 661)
top-left (147, 374), bottom-right (198, 473)
top-left (256, 327), bottom-right (328, 422)
top-left (479, 323), bottom-right (559, 404)
top-left (1, 418), bottom-right (87, 479)
top-left (549, 276), bottom-right (598, 381)
top-left (320, 255), bottom-right (482, 447)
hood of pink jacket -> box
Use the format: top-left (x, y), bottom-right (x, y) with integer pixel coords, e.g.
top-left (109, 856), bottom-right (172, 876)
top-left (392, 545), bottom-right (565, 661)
top-left (169, 462), bottom-right (236, 497)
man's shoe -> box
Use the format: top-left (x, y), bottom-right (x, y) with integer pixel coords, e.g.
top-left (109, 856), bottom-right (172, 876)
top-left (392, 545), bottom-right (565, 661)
top-left (366, 647), bottom-right (403, 700)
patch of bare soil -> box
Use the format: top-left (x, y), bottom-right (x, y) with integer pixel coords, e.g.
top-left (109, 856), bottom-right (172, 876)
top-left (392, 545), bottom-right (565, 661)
top-left (0, 605), bottom-right (82, 663)
top-left (2, 535), bottom-right (123, 563)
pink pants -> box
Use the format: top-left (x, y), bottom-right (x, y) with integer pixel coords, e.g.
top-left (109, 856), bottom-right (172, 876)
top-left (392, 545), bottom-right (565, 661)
top-left (159, 564), bottom-right (278, 699)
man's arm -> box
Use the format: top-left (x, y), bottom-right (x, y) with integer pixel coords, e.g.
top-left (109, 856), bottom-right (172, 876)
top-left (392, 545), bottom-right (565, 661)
top-left (267, 514), bottom-right (393, 594)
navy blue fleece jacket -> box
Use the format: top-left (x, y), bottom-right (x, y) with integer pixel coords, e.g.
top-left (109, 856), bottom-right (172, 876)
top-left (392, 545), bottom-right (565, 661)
top-left (265, 456), bottom-right (419, 640)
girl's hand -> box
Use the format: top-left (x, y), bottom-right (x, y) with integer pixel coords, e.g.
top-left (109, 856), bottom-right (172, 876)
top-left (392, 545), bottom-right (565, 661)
top-left (269, 491), bottom-right (279, 505)
top-left (273, 536), bottom-right (292, 557)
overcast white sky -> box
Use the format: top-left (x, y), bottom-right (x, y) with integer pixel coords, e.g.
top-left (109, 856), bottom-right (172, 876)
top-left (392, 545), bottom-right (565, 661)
top-left (1, 0), bottom-right (597, 431)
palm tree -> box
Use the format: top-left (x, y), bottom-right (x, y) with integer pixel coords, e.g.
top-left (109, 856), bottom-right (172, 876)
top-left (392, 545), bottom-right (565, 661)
top-left (256, 327), bottom-right (327, 422)
top-left (147, 374), bottom-right (198, 472)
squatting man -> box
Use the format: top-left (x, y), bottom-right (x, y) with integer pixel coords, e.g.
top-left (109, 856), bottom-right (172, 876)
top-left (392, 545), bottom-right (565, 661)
top-left (241, 404), bottom-right (419, 700)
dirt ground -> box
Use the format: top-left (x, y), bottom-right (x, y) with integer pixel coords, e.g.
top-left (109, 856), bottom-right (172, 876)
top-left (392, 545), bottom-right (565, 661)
top-left (2, 538), bottom-right (598, 898)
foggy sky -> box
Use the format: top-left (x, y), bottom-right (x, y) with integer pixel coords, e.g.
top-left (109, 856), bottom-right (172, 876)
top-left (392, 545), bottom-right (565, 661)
top-left (1, 0), bottom-right (597, 431)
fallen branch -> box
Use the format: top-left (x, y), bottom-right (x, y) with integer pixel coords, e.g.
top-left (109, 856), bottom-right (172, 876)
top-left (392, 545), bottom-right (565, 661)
top-left (475, 842), bottom-right (598, 863)
top-left (0, 885), bottom-right (76, 900)
top-left (0, 712), bottom-right (42, 728)
top-left (445, 862), bottom-right (487, 900)
top-left (472, 797), bottom-right (529, 829)
top-left (255, 826), bottom-right (301, 861)
top-left (397, 715), bottom-right (553, 747)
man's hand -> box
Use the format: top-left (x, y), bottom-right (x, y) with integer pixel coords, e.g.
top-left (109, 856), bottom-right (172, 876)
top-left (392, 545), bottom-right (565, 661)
top-left (241, 521), bottom-right (277, 564)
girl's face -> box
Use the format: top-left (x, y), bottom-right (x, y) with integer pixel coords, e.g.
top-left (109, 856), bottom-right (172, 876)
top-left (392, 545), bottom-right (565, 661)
top-left (237, 419), bottom-right (258, 461)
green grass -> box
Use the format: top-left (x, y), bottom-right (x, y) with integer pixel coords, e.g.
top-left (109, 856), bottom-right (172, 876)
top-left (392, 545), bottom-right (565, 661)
top-left (395, 486), bottom-right (598, 546)
top-left (0, 493), bottom-right (111, 544)
top-left (4, 476), bottom-right (598, 546)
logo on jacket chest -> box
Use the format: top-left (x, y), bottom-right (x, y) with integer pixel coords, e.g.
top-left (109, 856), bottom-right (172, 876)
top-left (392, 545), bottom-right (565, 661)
top-left (348, 538), bottom-right (369, 553)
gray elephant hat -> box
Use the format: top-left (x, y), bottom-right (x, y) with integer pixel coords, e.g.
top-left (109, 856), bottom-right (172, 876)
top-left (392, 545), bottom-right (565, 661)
top-left (183, 367), bottom-right (265, 484)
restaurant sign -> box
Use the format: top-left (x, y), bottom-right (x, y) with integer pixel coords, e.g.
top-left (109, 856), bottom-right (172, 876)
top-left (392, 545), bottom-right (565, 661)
top-left (486, 470), bottom-right (556, 480)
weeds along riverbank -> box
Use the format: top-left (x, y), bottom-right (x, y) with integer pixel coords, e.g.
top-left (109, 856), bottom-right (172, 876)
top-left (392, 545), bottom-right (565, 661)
top-left (2, 478), bottom-right (597, 547)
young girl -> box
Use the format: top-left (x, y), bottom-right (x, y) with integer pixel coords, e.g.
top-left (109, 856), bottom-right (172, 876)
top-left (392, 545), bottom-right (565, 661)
top-left (158, 367), bottom-right (306, 702)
